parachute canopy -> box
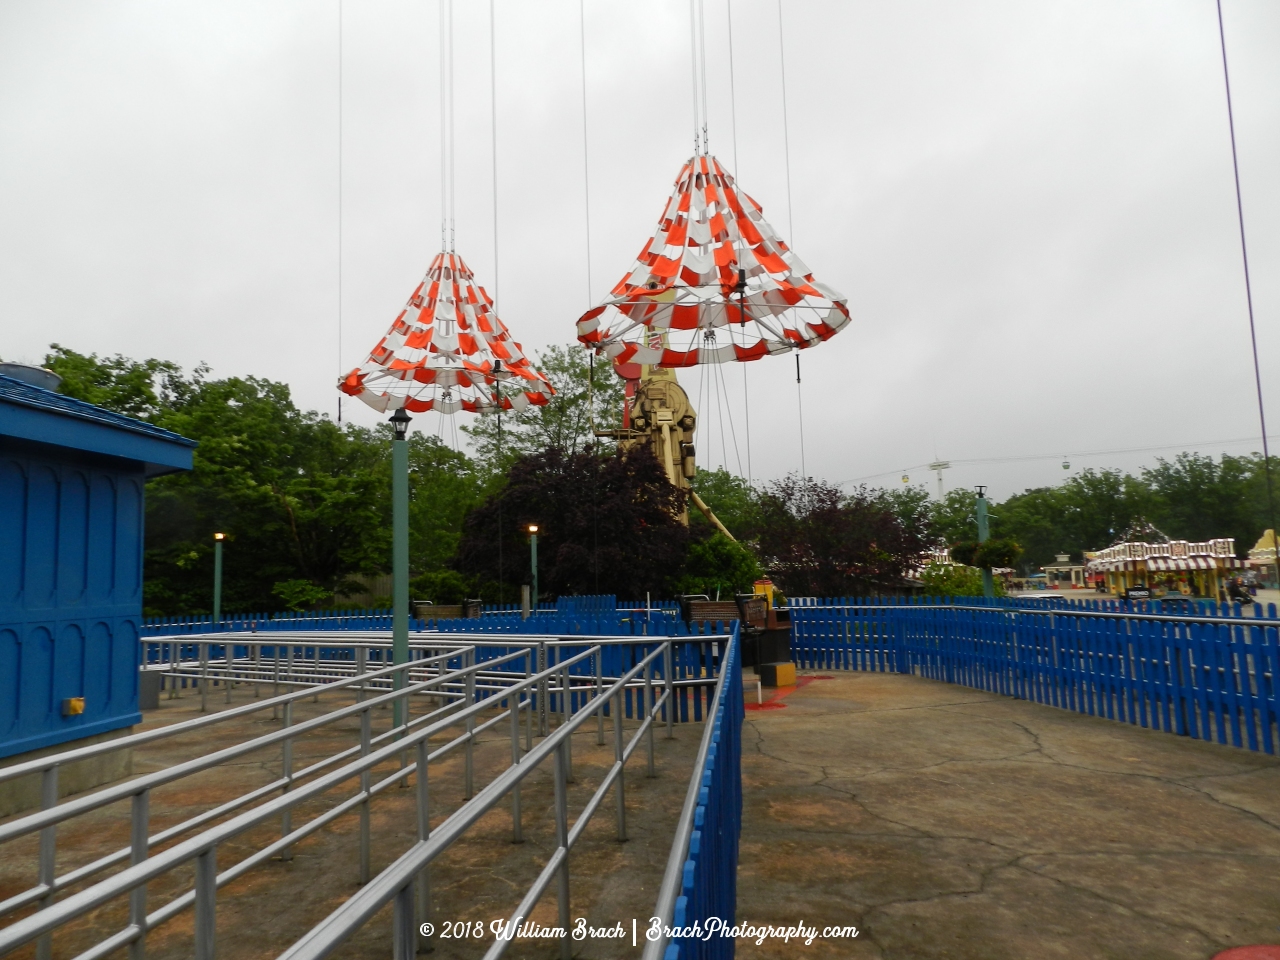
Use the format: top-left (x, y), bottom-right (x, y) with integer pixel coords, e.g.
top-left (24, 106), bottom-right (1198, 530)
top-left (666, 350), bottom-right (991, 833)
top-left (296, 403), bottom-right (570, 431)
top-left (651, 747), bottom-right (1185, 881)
top-left (577, 154), bottom-right (849, 368)
top-left (340, 252), bottom-right (554, 415)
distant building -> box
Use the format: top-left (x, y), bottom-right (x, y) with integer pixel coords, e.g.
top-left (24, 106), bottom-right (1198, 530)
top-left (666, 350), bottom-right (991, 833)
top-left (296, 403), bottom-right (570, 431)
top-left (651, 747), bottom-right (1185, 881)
top-left (1042, 554), bottom-right (1085, 589)
top-left (1085, 520), bottom-right (1241, 599)
top-left (1246, 530), bottom-right (1278, 588)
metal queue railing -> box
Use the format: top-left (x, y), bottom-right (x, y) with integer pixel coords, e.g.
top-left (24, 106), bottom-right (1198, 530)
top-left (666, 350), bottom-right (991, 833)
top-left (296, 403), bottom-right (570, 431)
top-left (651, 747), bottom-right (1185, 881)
top-left (643, 629), bottom-right (742, 960)
top-left (0, 631), bottom-right (730, 959)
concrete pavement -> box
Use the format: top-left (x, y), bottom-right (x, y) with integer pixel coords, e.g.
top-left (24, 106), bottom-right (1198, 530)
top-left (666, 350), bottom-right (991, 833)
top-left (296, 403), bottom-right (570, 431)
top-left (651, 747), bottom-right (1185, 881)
top-left (735, 671), bottom-right (1280, 959)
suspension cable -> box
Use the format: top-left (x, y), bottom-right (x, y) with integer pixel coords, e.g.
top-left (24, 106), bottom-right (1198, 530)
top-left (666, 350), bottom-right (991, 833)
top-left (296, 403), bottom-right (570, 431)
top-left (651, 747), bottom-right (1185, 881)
top-left (337, 0), bottom-right (344, 423)
top-left (688, 0), bottom-right (701, 153)
top-left (776, 0), bottom-right (794, 241)
top-left (725, 0), bottom-right (751, 484)
top-left (491, 0), bottom-right (504, 602)
top-left (579, 0), bottom-right (593, 306)
top-left (580, 0), bottom-right (600, 590)
top-left (1216, 0), bottom-right (1279, 586)
top-left (439, 0), bottom-right (448, 251)
top-left (796, 353), bottom-right (807, 480)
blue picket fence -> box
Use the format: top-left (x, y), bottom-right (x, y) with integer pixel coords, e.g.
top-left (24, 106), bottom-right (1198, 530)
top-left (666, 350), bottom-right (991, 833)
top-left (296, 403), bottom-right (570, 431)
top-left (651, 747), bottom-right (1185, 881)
top-left (141, 609), bottom-right (405, 636)
top-left (791, 599), bottom-right (1280, 755)
top-left (666, 626), bottom-right (742, 960)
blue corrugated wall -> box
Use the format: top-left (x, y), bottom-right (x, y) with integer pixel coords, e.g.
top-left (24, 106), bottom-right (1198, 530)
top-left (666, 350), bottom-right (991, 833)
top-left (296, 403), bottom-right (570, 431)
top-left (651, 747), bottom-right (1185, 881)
top-left (0, 448), bottom-right (146, 758)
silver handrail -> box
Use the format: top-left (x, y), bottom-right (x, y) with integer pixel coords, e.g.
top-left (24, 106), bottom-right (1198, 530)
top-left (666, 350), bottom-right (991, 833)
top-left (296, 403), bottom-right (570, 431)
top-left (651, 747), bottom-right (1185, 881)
top-left (278, 643), bottom-right (673, 960)
top-left (642, 628), bottom-right (737, 960)
top-left (0, 646), bottom-right (471, 787)
top-left (0, 644), bottom-right (602, 956)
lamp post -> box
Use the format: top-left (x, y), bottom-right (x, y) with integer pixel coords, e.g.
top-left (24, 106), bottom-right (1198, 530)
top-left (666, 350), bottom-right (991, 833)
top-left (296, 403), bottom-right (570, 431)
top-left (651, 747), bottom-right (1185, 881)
top-left (975, 486), bottom-right (994, 599)
top-left (212, 532), bottom-right (226, 630)
top-left (528, 524), bottom-right (539, 613)
top-left (390, 407), bottom-right (412, 729)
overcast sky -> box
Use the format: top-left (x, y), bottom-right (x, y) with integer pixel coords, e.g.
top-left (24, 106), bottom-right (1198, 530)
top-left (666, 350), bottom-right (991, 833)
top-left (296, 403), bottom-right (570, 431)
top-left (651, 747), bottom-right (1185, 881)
top-left (2, 0), bottom-right (1278, 501)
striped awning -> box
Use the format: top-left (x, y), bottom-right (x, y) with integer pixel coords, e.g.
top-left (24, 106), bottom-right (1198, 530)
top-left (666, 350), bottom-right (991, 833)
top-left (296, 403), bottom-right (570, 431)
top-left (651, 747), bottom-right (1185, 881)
top-left (1088, 557), bottom-right (1241, 572)
top-left (1145, 557), bottom-right (1241, 572)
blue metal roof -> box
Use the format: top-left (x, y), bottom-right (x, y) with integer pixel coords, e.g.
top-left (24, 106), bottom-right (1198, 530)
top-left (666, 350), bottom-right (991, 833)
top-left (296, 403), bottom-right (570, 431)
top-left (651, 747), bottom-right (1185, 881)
top-left (0, 375), bottom-right (195, 476)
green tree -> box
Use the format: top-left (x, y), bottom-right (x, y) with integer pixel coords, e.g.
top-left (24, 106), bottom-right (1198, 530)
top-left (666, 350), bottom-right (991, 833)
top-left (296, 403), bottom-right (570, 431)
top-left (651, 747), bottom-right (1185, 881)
top-left (44, 344), bottom-right (189, 419)
top-left (679, 532), bottom-right (763, 598)
top-left (930, 488), bottom-right (979, 546)
top-left (920, 562), bottom-right (1005, 597)
top-left (1143, 453), bottom-right (1264, 551)
top-left (455, 445), bottom-right (688, 600)
top-left (690, 467), bottom-right (759, 538)
top-left (461, 345), bottom-right (625, 472)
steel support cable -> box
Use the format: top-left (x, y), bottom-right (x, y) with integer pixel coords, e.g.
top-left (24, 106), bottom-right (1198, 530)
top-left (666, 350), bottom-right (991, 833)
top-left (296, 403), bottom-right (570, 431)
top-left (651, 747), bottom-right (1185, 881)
top-left (579, 0), bottom-right (600, 591)
top-left (1216, 0), bottom-right (1279, 587)
top-left (337, 0), bottom-right (344, 423)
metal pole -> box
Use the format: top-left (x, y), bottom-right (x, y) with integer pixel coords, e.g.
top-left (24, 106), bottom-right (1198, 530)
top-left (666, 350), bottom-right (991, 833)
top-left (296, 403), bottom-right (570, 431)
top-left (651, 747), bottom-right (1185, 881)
top-left (509, 687), bottom-right (523, 843)
top-left (359, 706), bottom-right (371, 884)
top-left (663, 642), bottom-right (674, 737)
top-left (36, 768), bottom-right (57, 960)
top-left (553, 741), bottom-right (571, 960)
top-left (613, 688), bottom-right (627, 842)
top-left (530, 532), bottom-right (539, 611)
top-left (562, 663), bottom-right (572, 783)
top-left (194, 846), bottom-right (217, 960)
top-left (645, 659), bottom-right (656, 777)
top-left (392, 882), bottom-right (416, 960)
top-left (199, 642), bottom-right (209, 714)
top-left (129, 790), bottom-right (149, 960)
top-left (976, 486), bottom-right (994, 599)
top-left (415, 737), bottom-right (432, 955)
top-left (525, 650), bottom-right (534, 752)
top-left (595, 648), bottom-right (605, 746)
top-left (464, 650), bottom-right (475, 800)
top-left (212, 535), bottom-right (223, 630)
top-left (281, 701), bottom-right (294, 861)
top-left (391, 409), bottom-right (412, 731)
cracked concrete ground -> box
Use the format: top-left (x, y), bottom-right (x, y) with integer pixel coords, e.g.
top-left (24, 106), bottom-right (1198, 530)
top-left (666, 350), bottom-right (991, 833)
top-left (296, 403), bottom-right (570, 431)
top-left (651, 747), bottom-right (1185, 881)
top-left (735, 670), bottom-right (1280, 960)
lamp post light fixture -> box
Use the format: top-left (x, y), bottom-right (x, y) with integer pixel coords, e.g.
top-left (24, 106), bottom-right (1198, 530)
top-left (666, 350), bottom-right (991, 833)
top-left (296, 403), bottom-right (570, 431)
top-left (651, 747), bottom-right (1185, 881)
top-left (389, 408), bottom-right (412, 729)
top-left (212, 532), bottom-right (226, 630)
top-left (528, 524), bottom-right (539, 613)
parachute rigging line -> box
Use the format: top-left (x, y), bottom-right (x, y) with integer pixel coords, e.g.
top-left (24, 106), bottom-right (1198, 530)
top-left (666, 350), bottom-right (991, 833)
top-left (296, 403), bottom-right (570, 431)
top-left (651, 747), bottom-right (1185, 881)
top-left (337, 0), bottom-right (344, 424)
top-left (338, 0), bottom-right (552, 419)
top-left (579, 0), bottom-right (593, 306)
top-left (580, 0), bottom-right (599, 588)
top-left (796, 352), bottom-right (807, 480)
top-left (492, 0), bottom-right (504, 603)
top-left (776, 0), bottom-right (794, 241)
top-left (725, 0), bottom-right (752, 484)
top-left (1216, 0), bottom-right (1279, 583)
top-left (778, 0), bottom-right (804, 477)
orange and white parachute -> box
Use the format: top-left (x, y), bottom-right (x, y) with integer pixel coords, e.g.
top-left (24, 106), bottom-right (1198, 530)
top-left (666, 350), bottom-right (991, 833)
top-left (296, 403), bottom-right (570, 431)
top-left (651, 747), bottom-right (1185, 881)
top-left (340, 251), bottom-right (553, 414)
top-left (577, 154), bottom-right (849, 368)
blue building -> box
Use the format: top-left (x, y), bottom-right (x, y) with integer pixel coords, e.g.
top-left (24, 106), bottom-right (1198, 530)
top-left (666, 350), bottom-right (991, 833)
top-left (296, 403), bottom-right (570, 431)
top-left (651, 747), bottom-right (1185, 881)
top-left (0, 366), bottom-right (195, 760)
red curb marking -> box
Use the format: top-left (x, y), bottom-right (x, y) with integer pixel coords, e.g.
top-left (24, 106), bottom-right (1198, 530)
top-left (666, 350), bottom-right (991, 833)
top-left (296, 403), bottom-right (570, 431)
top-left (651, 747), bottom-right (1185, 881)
top-left (1213, 948), bottom-right (1280, 960)
top-left (744, 674), bottom-right (833, 711)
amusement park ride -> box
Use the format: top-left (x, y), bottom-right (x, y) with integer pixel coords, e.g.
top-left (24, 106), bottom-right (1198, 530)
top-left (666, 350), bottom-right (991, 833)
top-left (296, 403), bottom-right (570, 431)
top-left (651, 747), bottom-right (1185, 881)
top-left (337, 0), bottom-right (850, 546)
top-left (579, 153), bottom-right (850, 539)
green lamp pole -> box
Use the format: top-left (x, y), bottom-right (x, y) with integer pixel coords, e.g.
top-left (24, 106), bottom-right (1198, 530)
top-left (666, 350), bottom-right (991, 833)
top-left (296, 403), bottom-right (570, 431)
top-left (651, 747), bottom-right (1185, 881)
top-left (975, 486), bottom-right (994, 599)
top-left (528, 524), bottom-right (539, 613)
top-left (390, 408), bottom-right (412, 730)
top-left (212, 532), bottom-right (226, 630)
